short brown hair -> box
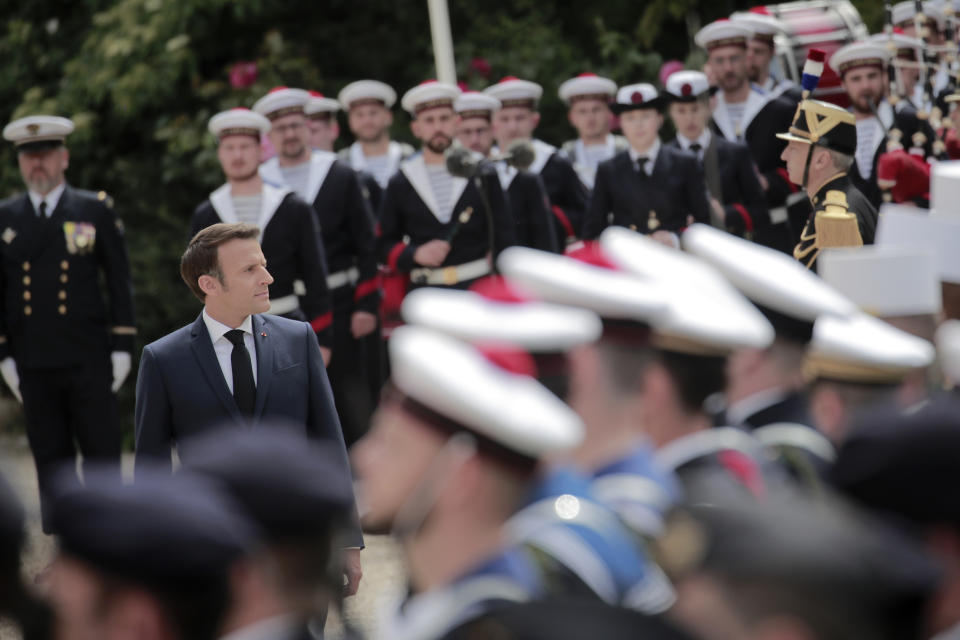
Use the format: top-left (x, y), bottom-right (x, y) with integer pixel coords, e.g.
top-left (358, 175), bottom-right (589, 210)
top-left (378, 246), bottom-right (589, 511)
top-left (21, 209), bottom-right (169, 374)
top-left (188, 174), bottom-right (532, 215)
top-left (180, 223), bottom-right (260, 301)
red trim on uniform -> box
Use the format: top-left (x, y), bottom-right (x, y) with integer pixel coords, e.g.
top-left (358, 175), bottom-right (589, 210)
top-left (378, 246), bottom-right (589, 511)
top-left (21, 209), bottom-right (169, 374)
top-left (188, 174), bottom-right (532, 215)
top-left (733, 203), bottom-right (754, 232)
top-left (718, 450), bottom-right (765, 500)
top-left (310, 312), bottom-right (333, 333)
top-left (354, 276), bottom-right (380, 301)
top-left (551, 205), bottom-right (575, 240)
top-left (387, 242), bottom-right (406, 271)
top-left (776, 167), bottom-right (798, 193)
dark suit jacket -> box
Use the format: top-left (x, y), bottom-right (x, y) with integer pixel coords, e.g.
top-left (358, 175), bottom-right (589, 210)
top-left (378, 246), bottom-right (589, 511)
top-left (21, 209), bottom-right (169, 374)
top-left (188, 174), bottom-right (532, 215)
top-left (666, 136), bottom-right (769, 237)
top-left (539, 152), bottom-right (589, 241)
top-left (134, 313), bottom-right (355, 512)
top-left (0, 186), bottom-right (135, 367)
top-left (794, 172), bottom-right (877, 272)
top-left (581, 146), bottom-right (710, 240)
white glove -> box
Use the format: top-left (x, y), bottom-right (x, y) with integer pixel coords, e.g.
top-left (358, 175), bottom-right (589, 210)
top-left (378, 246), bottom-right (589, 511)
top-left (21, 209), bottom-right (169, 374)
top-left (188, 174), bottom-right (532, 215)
top-left (111, 351), bottom-right (132, 393)
top-left (0, 357), bottom-right (21, 403)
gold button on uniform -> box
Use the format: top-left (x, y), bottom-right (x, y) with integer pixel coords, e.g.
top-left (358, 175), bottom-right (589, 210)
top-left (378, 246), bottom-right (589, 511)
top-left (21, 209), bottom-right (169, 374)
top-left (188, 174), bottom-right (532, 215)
top-left (61, 260), bottom-right (69, 270)
top-left (22, 276), bottom-right (30, 286)
top-left (21, 261), bottom-right (29, 271)
top-left (58, 290), bottom-right (66, 300)
top-left (60, 274), bottom-right (68, 283)
top-left (58, 305), bottom-right (66, 315)
top-left (22, 291), bottom-right (30, 301)
top-left (24, 306), bottom-right (31, 316)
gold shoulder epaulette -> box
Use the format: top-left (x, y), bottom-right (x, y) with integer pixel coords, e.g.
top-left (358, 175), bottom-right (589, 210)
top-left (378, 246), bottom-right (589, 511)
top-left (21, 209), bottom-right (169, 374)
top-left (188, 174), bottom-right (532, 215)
top-left (813, 190), bottom-right (863, 249)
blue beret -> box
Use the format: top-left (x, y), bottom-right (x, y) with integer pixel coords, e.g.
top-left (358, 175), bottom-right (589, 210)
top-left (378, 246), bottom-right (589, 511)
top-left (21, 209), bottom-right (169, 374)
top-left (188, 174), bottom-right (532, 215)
top-left (50, 465), bottom-right (257, 587)
top-left (179, 424), bottom-right (355, 542)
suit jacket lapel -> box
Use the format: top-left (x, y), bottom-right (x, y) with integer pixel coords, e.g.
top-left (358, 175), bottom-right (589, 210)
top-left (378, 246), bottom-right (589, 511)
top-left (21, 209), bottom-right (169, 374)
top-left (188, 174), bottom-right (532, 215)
top-left (704, 134), bottom-right (723, 201)
top-left (304, 151), bottom-right (337, 204)
top-left (400, 155), bottom-right (441, 219)
top-left (252, 314), bottom-right (273, 419)
top-left (189, 314), bottom-right (244, 423)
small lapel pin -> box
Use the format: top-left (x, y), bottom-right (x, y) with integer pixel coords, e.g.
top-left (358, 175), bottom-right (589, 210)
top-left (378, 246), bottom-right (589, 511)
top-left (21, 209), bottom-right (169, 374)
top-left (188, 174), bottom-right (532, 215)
top-left (260, 332), bottom-right (267, 337)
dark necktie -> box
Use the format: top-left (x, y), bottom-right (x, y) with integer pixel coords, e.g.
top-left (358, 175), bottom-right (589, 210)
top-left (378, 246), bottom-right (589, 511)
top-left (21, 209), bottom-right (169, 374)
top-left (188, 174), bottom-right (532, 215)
top-left (689, 143), bottom-right (702, 157)
top-left (225, 329), bottom-right (255, 417)
top-left (38, 201), bottom-right (46, 218)
top-left (635, 157), bottom-right (649, 177)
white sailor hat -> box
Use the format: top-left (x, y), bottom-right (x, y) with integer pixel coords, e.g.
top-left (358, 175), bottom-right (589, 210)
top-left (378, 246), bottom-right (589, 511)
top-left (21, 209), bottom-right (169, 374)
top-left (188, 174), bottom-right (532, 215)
top-left (819, 246), bottom-right (941, 317)
top-left (3, 115), bottom-right (74, 149)
top-left (876, 204), bottom-right (960, 285)
top-left (496, 245), bottom-right (671, 336)
top-left (730, 10), bottom-right (785, 45)
top-left (483, 76), bottom-right (543, 109)
top-left (611, 83), bottom-right (663, 114)
top-left (935, 320), bottom-right (960, 384)
top-left (401, 80), bottom-right (461, 116)
top-left (388, 325), bottom-right (584, 461)
top-left (251, 86), bottom-right (310, 120)
top-left (305, 91), bottom-right (340, 119)
top-left (337, 79), bottom-right (397, 110)
top-left (829, 41), bottom-right (891, 76)
top-left (558, 73), bottom-right (617, 105)
top-left (664, 71), bottom-right (714, 102)
top-left (867, 31), bottom-right (923, 58)
top-left (207, 108), bottom-right (270, 139)
top-left (694, 19), bottom-right (753, 51)
top-left (892, 1), bottom-right (946, 30)
top-left (600, 228), bottom-right (775, 354)
top-left (931, 160), bottom-right (960, 217)
top-left (805, 312), bottom-right (935, 384)
top-left (682, 223), bottom-right (856, 343)
top-left (454, 91), bottom-right (501, 120)
top-left (401, 285), bottom-right (602, 353)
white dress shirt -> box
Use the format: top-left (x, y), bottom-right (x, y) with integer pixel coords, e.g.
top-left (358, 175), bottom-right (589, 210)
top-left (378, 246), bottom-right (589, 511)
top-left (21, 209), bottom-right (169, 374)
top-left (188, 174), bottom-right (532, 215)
top-left (203, 309), bottom-right (257, 392)
top-left (629, 139), bottom-right (661, 176)
top-left (676, 130), bottom-right (712, 162)
top-left (28, 181), bottom-right (66, 217)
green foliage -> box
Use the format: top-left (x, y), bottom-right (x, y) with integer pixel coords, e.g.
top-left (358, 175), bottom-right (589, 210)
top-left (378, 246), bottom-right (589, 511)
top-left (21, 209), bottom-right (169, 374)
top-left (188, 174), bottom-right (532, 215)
top-left (0, 0), bottom-right (878, 432)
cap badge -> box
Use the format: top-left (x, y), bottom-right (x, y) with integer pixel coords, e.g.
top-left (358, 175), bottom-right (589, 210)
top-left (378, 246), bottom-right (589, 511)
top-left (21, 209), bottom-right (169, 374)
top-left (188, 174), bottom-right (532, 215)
top-left (681, 84), bottom-right (693, 97)
top-left (26, 124), bottom-right (39, 135)
top-left (631, 91), bottom-right (644, 104)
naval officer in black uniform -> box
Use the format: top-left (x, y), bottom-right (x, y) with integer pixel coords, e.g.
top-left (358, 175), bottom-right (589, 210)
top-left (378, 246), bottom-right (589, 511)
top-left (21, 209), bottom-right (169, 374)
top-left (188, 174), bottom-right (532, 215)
top-left (777, 99), bottom-right (878, 270)
top-left (485, 76), bottom-right (589, 244)
top-left (0, 115), bottom-right (135, 530)
top-left (664, 69), bottom-right (769, 239)
top-left (453, 91), bottom-right (558, 253)
top-left (254, 87), bottom-right (380, 446)
top-left (581, 83), bottom-right (710, 240)
top-left (377, 80), bottom-right (515, 292)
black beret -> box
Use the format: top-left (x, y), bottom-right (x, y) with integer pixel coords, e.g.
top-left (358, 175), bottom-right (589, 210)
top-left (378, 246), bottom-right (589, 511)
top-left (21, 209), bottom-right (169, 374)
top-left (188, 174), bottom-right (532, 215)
top-left (831, 395), bottom-right (960, 527)
top-left (179, 424), bottom-right (355, 542)
top-left (50, 465), bottom-right (257, 588)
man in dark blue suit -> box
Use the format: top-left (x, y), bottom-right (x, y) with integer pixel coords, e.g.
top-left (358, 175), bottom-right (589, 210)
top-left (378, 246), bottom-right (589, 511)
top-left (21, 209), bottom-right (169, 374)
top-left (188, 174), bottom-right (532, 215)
top-left (134, 221), bottom-right (363, 593)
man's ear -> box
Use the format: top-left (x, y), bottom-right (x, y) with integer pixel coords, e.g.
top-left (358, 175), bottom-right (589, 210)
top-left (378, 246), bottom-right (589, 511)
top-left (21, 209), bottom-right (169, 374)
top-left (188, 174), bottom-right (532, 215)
top-left (531, 111), bottom-right (541, 128)
top-left (198, 274), bottom-right (220, 298)
top-left (410, 118), bottom-right (420, 140)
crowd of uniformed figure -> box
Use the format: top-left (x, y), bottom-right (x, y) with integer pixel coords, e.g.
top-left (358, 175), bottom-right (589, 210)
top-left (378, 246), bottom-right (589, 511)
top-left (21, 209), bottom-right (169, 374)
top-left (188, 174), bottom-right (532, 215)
top-left (6, 2), bottom-right (960, 640)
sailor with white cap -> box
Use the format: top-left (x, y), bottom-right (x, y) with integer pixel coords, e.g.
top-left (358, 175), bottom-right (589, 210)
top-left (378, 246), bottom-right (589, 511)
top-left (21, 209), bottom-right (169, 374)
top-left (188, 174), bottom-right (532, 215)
top-left (557, 73), bottom-right (628, 189)
top-left (696, 19), bottom-right (800, 254)
top-left (683, 223), bottom-right (858, 480)
top-left (401, 281), bottom-right (679, 614)
top-left (867, 31), bottom-right (929, 113)
top-left (454, 92), bottom-right (558, 253)
top-left (304, 90), bottom-right (340, 152)
top-left (730, 9), bottom-right (802, 102)
top-left (830, 40), bottom-right (937, 208)
top-left (352, 325), bottom-right (582, 639)
top-left (804, 311), bottom-right (935, 445)
top-left (377, 80), bottom-right (515, 292)
top-left (254, 87), bottom-right (381, 445)
top-left (336, 79), bottom-right (415, 194)
top-left (664, 70), bottom-right (769, 239)
top-left (0, 114), bottom-right (136, 532)
top-left (485, 76), bottom-right (589, 245)
top-left (500, 238), bottom-right (779, 497)
top-left (582, 83), bottom-right (710, 240)
top-left (191, 107), bottom-right (334, 362)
